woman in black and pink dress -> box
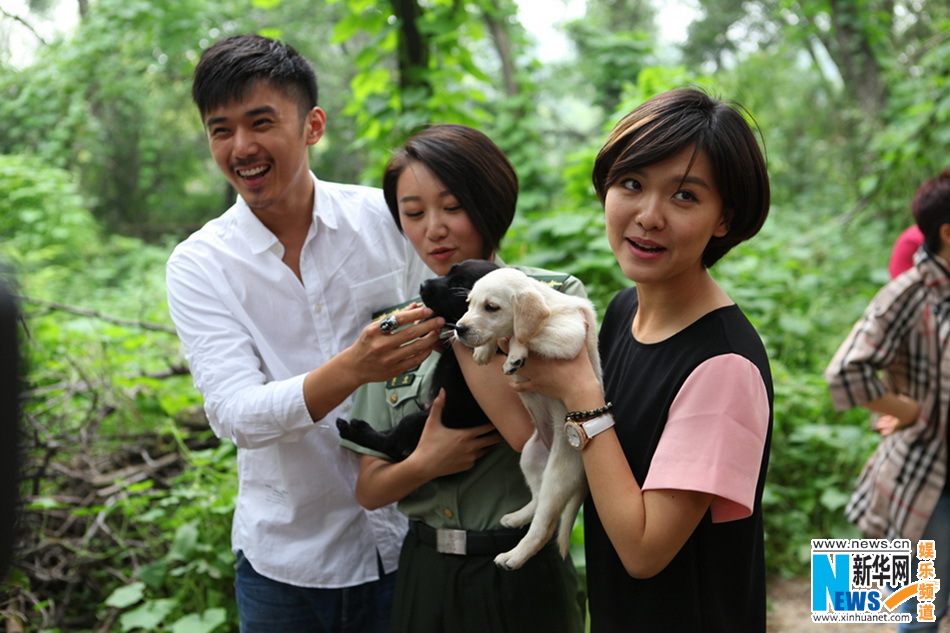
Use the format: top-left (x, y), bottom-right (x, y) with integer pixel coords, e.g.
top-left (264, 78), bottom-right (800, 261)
top-left (510, 88), bottom-right (774, 632)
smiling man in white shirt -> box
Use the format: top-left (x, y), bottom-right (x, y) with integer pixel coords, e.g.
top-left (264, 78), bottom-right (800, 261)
top-left (165, 34), bottom-right (442, 633)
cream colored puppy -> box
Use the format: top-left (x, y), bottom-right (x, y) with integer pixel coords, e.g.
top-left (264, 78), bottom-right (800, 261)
top-left (454, 267), bottom-right (602, 570)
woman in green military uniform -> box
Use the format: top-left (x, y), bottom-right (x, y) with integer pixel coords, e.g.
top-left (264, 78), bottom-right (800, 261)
top-left (340, 124), bottom-right (585, 632)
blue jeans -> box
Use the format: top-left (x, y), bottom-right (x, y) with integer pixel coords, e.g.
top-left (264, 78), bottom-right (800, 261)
top-left (235, 551), bottom-right (396, 633)
top-left (898, 493), bottom-right (950, 632)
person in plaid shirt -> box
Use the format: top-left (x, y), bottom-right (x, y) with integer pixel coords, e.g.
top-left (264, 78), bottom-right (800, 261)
top-left (826, 168), bottom-right (950, 632)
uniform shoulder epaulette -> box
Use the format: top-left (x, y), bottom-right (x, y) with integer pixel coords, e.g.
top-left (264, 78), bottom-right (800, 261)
top-left (372, 296), bottom-right (422, 321)
top-left (386, 371), bottom-right (417, 389)
top-left (526, 273), bottom-right (571, 293)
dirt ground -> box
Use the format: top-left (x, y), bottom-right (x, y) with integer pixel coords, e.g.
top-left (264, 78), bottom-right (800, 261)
top-left (767, 576), bottom-right (949, 632)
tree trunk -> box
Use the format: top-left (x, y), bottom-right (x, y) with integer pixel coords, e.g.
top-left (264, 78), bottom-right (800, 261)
top-left (826, 0), bottom-right (888, 123)
top-left (390, 0), bottom-right (430, 93)
top-left (482, 2), bottom-right (519, 97)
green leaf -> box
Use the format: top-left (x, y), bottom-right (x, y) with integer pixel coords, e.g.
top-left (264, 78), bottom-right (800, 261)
top-left (820, 487), bottom-right (851, 512)
top-left (258, 28), bottom-right (283, 40)
top-left (105, 581), bottom-right (146, 608)
top-left (167, 521), bottom-right (200, 561)
top-left (119, 599), bottom-right (177, 632)
top-left (332, 14), bottom-right (368, 44)
top-left (26, 497), bottom-right (68, 510)
top-left (170, 608), bottom-right (228, 633)
top-left (138, 560), bottom-right (169, 589)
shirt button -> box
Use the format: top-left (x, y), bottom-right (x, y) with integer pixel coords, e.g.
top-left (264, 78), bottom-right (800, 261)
top-left (443, 508), bottom-right (454, 519)
top-left (389, 394), bottom-right (398, 404)
top-left (314, 304), bottom-right (323, 313)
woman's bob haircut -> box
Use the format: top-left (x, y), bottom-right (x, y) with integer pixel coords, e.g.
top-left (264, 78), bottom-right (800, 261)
top-left (593, 88), bottom-right (770, 268)
top-left (382, 123), bottom-right (518, 260)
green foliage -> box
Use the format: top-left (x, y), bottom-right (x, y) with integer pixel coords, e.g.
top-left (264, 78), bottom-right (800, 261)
top-left (684, 0), bottom-right (948, 231)
top-left (331, 0), bottom-right (501, 179)
top-left (101, 442), bottom-right (238, 633)
top-left (0, 0), bottom-right (240, 237)
top-left (12, 293), bottom-right (238, 630)
top-left (862, 22), bottom-right (950, 221)
top-left (0, 155), bottom-right (100, 268)
top-left (3, 151), bottom-right (237, 630)
top-left (562, 22), bottom-right (654, 113)
top-left (326, 0), bottom-right (562, 209)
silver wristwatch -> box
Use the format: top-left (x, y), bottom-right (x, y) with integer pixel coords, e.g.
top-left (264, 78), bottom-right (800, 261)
top-left (565, 413), bottom-right (615, 450)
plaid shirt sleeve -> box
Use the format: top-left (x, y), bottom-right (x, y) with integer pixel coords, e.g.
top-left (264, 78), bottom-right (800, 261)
top-left (824, 275), bottom-right (924, 411)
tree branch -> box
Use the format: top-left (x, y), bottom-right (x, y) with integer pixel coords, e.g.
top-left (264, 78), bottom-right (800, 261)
top-left (18, 296), bottom-right (177, 334)
top-left (0, 7), bottom-right (49, 46)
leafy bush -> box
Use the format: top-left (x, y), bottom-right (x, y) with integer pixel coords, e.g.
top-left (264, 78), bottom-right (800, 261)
top-left (99, 441), bottom-right (238, 633)
top-left (0, 155), bottom-right (100, 270)
top-left (3, 157), bottom-right (238, 631)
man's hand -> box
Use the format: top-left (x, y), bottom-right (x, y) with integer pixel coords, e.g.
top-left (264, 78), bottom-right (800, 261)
top-left (348, 305), bottom-right (445, 384)
top-left (303, 305), bottom-right (444, 421)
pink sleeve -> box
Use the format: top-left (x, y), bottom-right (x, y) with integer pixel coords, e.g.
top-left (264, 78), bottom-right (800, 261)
top-left (642, 354), bottom-right (769, 523)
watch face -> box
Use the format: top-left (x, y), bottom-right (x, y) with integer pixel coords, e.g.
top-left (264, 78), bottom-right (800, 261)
top-left (565, 423), bottom-right (583, 449)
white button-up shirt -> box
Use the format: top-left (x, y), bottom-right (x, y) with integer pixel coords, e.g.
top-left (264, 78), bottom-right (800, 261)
top-left (166, 173), bottom-right (431, 588)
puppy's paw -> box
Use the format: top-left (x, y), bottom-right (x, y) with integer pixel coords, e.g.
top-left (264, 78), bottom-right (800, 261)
top-left (472, 345), bottom-right (494, 365)
top-left (335, 417), bottom-right (356, 438)
top-left (500, 508), bottom-right (533, 528)
top-left (502, 355), bottom-right (525, 375)
top-left (494, 550), bottom-right (527, 571)
top-left (336, 417), bottom-right (370, 442)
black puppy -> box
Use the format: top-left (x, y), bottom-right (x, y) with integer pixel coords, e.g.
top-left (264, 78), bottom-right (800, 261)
top-left (337, 259), bottom-right (500, 462)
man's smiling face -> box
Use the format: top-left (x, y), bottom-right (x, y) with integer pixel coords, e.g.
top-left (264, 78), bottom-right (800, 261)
top-left (203, 80), bottom-right (323, 214)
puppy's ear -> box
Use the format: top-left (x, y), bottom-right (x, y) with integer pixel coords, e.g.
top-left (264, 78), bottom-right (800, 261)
top-left (513, 288), bottom-right (550, 344)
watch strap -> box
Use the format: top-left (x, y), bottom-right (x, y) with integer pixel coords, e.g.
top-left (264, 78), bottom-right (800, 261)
top-left (581, 413), bottom-right (614, 439)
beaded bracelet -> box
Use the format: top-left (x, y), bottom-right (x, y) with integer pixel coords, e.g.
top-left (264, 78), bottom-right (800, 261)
top-left (564, 402), bottom-right (613, 422)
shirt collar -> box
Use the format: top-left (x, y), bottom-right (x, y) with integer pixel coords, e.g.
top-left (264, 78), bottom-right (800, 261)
top-left (311, 172), bottom-right (340, 232)
top-left (233, 172), bottom-right (337, 255)
top-left (917, 247), bottom-right (950, 301)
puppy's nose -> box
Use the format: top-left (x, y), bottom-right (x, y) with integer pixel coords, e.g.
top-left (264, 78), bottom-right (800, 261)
top-left (454, 324), bottom-right (469, 338)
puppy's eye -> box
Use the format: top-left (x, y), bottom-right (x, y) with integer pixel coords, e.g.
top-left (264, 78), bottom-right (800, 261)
top-left (484, 303), bottom-right (500, 313)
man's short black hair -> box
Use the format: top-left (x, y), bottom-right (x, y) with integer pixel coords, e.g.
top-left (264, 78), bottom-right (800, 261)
top-left (912, 168), bottom-right (950, 254)
top-left (192, 34), bottom-right (318, 121)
